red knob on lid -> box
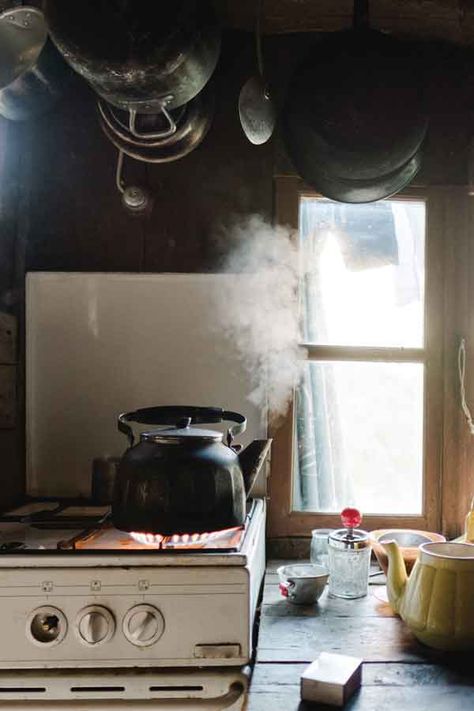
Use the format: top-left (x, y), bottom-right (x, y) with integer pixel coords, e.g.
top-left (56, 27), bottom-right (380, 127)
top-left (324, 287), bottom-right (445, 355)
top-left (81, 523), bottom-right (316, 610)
top-left (341, 507), bottom-right (362, 529)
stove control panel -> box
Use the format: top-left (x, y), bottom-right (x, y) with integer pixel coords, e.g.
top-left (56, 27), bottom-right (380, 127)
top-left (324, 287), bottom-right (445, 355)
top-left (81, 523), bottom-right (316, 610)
top-left (2, 563), bottom-right (251, 669)
top-left (76, 606), bottom-right (115, 646)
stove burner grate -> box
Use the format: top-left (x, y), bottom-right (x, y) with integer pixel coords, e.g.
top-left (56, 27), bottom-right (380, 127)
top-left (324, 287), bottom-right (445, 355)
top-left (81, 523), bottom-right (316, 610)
top-left (0, 500), bottom-right (257, 554)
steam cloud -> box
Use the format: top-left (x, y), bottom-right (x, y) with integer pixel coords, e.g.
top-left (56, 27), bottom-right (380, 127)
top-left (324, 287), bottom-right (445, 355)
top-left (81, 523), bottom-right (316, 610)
top-left (215, 215), bottom-right (306, 424)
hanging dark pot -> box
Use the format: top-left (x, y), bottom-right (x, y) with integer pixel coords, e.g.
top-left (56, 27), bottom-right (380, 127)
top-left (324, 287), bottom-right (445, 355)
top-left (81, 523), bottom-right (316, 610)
top-left (301, 146), bottom-right (422, 205)
top-left (44, 0), bottom-right (221, 114)
top-left (112, 406), bottom-right (251, 536)
top-left (282, 0), bottom-right (428, 202)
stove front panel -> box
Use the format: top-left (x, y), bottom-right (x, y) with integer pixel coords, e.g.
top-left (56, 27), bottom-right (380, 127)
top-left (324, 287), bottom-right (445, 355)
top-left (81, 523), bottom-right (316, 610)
top-left (0, 566), bottom-right (251, 669)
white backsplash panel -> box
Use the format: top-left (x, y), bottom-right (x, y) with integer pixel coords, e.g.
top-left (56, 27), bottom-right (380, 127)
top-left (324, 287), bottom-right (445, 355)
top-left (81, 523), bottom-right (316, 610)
top-left (26, 272), bottom-right (267, 497)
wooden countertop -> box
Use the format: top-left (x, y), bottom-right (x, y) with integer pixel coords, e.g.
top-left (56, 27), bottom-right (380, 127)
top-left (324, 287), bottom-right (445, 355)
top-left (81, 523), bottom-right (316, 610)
top-left (246, 560), bottom-right (474, 710)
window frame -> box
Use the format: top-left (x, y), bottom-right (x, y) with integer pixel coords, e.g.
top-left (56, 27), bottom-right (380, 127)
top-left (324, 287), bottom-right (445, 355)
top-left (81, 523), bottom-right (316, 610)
top-left (268, 176), bottom-right (444, 538)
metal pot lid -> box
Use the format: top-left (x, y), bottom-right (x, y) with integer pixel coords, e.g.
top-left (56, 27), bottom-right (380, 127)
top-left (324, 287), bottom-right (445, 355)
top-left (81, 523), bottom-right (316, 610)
top-left (141, 420), bottom-right (224, 445)
top-left (0, 7), bottom-right (47, 89)
top-left (329, 527), bottom-right (370, 550)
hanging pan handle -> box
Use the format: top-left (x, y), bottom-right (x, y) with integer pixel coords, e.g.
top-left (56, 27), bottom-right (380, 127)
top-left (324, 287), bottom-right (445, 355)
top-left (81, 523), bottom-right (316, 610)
top-left (118, 406), bottom-right (247, 447)
top-left (128, 101), bottom-right (177, 141)
top-left (353, 0), bottom-right (369, 29)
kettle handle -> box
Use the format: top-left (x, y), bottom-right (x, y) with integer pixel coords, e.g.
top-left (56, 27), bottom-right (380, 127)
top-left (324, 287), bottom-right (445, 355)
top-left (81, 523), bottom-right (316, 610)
top-left (118, 406), bottom-right (247, 447)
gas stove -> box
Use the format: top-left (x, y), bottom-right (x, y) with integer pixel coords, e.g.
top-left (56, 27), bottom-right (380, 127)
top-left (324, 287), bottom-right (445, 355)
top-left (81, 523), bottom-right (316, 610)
top-left (0, 497), bottom-right (266, 703)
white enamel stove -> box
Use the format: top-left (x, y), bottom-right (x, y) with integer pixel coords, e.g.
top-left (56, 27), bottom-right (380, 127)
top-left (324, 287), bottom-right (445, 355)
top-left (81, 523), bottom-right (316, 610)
top-left (0, 498), bottom-right (266, 704)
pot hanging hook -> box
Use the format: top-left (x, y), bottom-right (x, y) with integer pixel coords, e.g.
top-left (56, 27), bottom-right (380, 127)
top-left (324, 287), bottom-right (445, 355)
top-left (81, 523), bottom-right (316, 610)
top-left (115, 150), bottom-right (152, 214)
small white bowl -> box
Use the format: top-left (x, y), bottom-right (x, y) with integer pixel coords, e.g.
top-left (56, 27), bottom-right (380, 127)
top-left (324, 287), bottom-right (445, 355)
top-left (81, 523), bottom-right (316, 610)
top-left (277, 563), bottom-right (329, 605)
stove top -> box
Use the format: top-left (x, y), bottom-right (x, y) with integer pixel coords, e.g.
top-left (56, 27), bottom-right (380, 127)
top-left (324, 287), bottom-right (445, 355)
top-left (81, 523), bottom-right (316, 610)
top-left (0, 499), bottom-right (258, 557)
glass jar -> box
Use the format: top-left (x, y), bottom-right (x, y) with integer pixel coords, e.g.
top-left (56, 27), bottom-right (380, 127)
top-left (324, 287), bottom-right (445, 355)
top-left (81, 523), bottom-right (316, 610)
top-left (310, 529), bottom-right (334, 568)
top-left (327, 510), bottom-right (371, 599)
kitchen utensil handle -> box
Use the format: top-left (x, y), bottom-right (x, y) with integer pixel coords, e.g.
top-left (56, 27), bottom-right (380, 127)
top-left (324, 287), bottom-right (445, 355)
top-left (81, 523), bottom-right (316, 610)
top-left (128, 104), bottom-right (177, 140)
top-left (118, 406), bottom-right (247, 446)
top-left (255, 0), bottom-right (264, 77)
top-left (353, 0), bottom-right (369, 29)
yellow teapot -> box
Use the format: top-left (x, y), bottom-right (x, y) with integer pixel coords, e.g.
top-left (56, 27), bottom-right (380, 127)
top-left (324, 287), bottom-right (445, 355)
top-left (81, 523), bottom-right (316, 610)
top-left (382, 540), bottom-right (474, 651)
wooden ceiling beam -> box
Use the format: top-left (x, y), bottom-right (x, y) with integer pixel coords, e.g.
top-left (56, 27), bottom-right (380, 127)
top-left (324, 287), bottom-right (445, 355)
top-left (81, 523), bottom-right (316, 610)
top-left (217, 0), bottom-right (474, 43)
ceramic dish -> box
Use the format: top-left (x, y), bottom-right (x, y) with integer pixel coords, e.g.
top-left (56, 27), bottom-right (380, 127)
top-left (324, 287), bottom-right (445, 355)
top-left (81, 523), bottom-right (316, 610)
top-left (277, 563), bottom-right (329, 605)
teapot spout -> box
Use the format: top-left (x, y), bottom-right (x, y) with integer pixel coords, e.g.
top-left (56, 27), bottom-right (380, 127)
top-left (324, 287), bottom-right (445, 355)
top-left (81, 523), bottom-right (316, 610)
top-left (381, 540), bottom-right (408, 613)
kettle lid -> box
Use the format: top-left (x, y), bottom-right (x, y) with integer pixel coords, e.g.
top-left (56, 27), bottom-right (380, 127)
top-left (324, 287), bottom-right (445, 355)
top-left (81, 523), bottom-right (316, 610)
top-left (140, 417), bottom-right (224, 444)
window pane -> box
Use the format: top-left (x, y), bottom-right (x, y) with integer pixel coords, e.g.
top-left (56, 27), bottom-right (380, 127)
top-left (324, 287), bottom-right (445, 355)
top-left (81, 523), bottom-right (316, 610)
top-left (300, 198), bottom-right (425, 347)
top-left (293, 361), bottom-right (424, 515)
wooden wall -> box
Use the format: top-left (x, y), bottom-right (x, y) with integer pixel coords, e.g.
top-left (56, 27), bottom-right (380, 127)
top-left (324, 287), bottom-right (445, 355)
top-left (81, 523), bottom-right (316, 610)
top-left (24, 34), bottom-right (273, 274)
top-left (0, 120), bottom-right (24, 508)
top-left (0, 31), bottom-right (274, 509)
top-left (1, 27), bottom-right (474, 531)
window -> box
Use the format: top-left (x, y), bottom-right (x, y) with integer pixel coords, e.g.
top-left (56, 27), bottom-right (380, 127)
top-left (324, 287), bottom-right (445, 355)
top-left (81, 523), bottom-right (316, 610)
top-left (269, 178), bottom-right (444, 537)
top-left (295, 197), bottom-right (425, 515)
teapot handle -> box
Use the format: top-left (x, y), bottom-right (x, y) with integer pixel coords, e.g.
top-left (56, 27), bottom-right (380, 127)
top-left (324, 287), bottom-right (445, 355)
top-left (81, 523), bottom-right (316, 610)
top-left (118, 406), bottom-right (247, 447)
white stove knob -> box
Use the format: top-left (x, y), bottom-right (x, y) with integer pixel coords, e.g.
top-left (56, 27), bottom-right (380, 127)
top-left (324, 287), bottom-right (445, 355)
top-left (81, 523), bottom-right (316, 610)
top-left (123, 604), bottom-right (165, 647)
top-left (77, 606), bottom-right (115, 646)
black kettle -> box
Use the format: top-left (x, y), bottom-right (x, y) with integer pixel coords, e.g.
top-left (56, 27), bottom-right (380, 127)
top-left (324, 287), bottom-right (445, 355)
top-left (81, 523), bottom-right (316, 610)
top-left (112, 406), bottom-right (248, 536)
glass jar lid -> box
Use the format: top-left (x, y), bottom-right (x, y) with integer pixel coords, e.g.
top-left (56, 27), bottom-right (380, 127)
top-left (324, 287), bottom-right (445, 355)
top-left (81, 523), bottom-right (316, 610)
top-left (329, 527), bottom-right (370, 550)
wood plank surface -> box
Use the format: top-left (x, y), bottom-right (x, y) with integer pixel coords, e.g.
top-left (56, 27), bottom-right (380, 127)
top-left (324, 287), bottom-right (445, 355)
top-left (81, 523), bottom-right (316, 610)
top-left (247, 562), bottom-right (474, 710)
top-left (258, 562), bottom-right (450, 663)
top-left (257, 615), bottom-right (429, 663)
top-left (263, 576), bottom-right (391, 617)
top-left (248, 660), bottom-right (474, 709)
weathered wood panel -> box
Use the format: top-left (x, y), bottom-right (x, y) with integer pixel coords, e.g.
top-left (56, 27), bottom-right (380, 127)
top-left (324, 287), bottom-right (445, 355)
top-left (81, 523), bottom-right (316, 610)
top-left (250, 661), bottom-right (474, 689)
top-left (247, 563), bottom-right (474, 710)
top-left (220, 0), bottom-right (474, 44)
top-left (263, 580), bottom-right (390, 616)
top-left (257, 561), bottom-right (469, 662)
top-left (257, 614), bottom-right (432, 663)
top-left (0, 119), bottom-right (25, 510)
top-left (259, 566), bottom-right (422, 663)
top-left (25, 34), bottom-right (273, 275)
top-left (440, 189), bottom-right (474, 538)
top-left (248, 658), bottom-right (474, 710)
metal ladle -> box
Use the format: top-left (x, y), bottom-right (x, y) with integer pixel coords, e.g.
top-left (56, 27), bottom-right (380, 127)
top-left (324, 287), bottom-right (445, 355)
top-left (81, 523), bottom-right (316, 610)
top-left (238, 0), bottom-right (275, 145)
top-left (115, 150), bottom-right (152, 214)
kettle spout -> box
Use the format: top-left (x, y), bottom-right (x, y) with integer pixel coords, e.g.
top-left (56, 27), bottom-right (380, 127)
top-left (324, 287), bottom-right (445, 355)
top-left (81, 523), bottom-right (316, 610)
top-left (237, 439), bottom-right (272, 497)
top-left (381, 540), bottom-right (408, 614)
